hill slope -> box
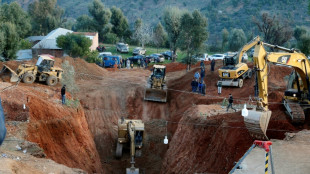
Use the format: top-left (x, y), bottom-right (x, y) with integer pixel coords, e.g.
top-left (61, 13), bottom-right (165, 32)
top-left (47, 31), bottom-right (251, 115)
top-left (2, 0), bottom-right (310, 43)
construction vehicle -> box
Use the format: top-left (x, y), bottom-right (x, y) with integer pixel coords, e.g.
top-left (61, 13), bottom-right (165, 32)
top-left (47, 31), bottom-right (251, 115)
top-left (243, 37), bottom-right (310, 140)
top-left (217, 37), bottom-right (262, 87)
top-left (144, 65), bottom-right (167, 102)
top-left (1, 55), bottom-right (63, 86)
top-left (116, 118), bottom-right (144, 174)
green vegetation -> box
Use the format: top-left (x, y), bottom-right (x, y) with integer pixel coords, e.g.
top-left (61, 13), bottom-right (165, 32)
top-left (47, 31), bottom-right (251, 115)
top-left (56, 33), bottom-right (92, 57)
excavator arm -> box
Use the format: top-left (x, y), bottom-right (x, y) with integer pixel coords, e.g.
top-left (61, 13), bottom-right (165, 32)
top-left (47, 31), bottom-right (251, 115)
top-left (237, 36), bottom-right (261, 63)
top-left (245, 39), bottom-right (310, 140)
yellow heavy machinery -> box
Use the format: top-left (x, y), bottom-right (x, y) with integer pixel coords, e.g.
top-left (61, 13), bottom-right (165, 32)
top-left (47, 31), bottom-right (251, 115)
top-left (116, 118), bottom-right (144, 174)
top-left (144, 65), bottom-right (167, 102)
top-left (1, 55), bottom-right (63, 86)
top-left (217, 37), bottom-right (261, 87)
top-left (244, 37), bottom-right (310, 140)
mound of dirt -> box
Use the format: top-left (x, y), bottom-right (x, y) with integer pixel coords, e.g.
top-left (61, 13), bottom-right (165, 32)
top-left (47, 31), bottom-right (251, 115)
top-left (0, 82), bottom-right (103, 173)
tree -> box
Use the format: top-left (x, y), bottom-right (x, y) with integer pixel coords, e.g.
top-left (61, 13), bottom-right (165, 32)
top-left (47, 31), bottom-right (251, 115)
top-left (298, 34), bottom-right (310, 56)
top-left (110, 6), bottom-right (130, 41)
top-left (56, 33), bottom-right (92, 58)
top-left (61, 60), bottom-right (79, 98)
top-left (153, 22), bottom-right (167, 51)
top-left (253, 13), bottom-right (293, 45)
top-left (178, 10), bottom-right (208, 69)
top-left (132, 23), bottom-right (153, 48)
top-left (163, 7), bottom-right (184, 61)
top-left (88, 0), bottom-right (111, 41)
top-left (74, 15), bottom-right (96, 32)
top-left (28, 0), bottom-right (64, 35)
top-left (228, 28), bottom-right (247, 51)
top-left (0, 22), bottom-right (19, 60)
top-left (0, 2), bottom-right (31, 38)
top-left (294, 26), bottom-right (307, 40)
top-left (222, 28), bottom-right (229, 52)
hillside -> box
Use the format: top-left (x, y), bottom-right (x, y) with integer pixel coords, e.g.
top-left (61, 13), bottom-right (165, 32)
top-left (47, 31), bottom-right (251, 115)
top-left (2, 0), bottom-right (310, 43)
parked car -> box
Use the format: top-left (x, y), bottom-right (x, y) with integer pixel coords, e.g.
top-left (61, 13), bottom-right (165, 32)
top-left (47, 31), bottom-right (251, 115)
top-left (133, 47), bottom-right (146, 55)
top-left (128, 55), bottom-right (145, 63)
top-left (99, 55), bottom-right (121, 68)
top-left (161, 51), bottom-right (177, 59)
top-left (149, 54), bottom-right (165, 63)
top-left (194, 53), bottom-right (208, 61)
top-left (208, 54), bottom-right (225, 60)
top-left (116, 43), bottom-right (129, 53)
top-left (99, 52), bottom-right (112, 57)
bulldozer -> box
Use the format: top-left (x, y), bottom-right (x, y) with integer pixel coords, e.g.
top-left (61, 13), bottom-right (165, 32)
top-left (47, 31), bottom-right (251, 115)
top-left (144, 65), bottom-right (167, 102)
top-left (0, 55), bottom-right (63, 86)
top-left (217, 37), bottom-right (262, 88)
top-left (116, 118), bottom-right (144, 174)
top-left (243, 37), bottom-right (310, 140)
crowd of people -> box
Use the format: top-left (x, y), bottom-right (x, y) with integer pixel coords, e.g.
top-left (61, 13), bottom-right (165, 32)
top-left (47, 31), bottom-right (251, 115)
top-left (121, 58), bottom-right (149, 69)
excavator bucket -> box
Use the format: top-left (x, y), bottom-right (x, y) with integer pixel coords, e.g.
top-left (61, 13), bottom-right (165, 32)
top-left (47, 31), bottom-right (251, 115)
top-left (126, 167), bottom-right (139, 174)
top-left (244, 110), bottom-right (271, 140)
top-left (0, 65), bottom-right (19, 82)
top-left (144, 88), bottom-right (167, 103)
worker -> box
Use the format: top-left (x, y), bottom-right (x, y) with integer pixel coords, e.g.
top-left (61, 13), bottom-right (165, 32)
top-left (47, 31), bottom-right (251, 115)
top-left (0, 98), bottom-right (7, 146)
top-left (194, 71), bottom-right (200, 81)
top-left (201, 81), bottom-right (206, 96)
top-left (130, 60), bottom-right (134, 69)
top-left (127, 59), bottom-right (130, 69)
top-left (61, 85), bottom-right (66, 105)
top-left (137, 59), bottom-right (141, 68)
top-left (218, 81), bottom-right (222, 95)
top-left (227, 94), bottom-right (236, 112)
top-left (145, 58), bottom-right (148, 69)
top-left (198, 82), bottom-right (203, 93)
top-left (211, 59), bottom-right (216, 72)
top-left (191, 78), bottom-right (195, 92)
top-left (200, 60), bottom-right (205, 69)
top-left (200, 68), bottom-right (205, 83)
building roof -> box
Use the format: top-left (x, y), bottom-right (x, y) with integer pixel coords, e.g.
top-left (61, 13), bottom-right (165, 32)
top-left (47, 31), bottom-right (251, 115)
top-left (26, 36), bottom-right (45, 42)
top-left (73, 32), bottom-right (97, 36)
top-left (32, 28), bottom-right (73, 50)
top-left (16, 49), bottom-right (33, 61)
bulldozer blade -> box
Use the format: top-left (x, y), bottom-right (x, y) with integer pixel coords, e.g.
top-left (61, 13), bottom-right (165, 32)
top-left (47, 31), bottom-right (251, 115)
top-left (144, 88), bottom-right (167, 103)
top-left (244, 110), bottom-right (271, 140)
top-left (126, 167), bottom-right (139, 174)
top-left (1, 65), bottom-right (19, 82)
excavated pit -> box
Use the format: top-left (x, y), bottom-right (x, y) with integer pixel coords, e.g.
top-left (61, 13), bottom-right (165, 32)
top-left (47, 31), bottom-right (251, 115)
top-left (1, 58), bottom-right (307, 173)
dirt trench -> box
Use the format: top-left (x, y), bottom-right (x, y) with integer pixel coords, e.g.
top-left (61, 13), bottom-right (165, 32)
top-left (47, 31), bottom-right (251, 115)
top-left (77, 60), bottom-right (301, 173)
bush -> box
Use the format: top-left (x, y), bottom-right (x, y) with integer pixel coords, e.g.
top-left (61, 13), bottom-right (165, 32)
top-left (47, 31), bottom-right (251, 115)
top-left (85, 50), bottom-right (101, 63)
top-left (19, 39), bottom-right (32, 49)
top-left (103, 32), bottom-right (119, 44)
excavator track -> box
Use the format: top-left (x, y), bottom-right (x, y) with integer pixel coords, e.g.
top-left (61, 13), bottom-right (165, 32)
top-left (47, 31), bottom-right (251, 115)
top-left (283, 100), bottom-right (305, 124)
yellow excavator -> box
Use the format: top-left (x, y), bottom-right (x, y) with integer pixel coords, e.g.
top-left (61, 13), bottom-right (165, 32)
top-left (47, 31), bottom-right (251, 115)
top-left (116, 118), bottom-right (144, 174)
top-left (244, 37), bottom-right (310, 140)
top-left (217, 37), bottom-right (261, 87)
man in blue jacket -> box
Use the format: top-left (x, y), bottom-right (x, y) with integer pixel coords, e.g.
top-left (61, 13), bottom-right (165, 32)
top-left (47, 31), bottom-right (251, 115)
top-left (0, 98), bottom-right (7, 146)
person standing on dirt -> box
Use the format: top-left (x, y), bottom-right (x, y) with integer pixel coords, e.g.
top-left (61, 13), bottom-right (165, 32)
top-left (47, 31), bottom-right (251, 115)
top-left (145, 58), bottom-right (148, 69)
top-left (227, 94), bottom-right (236, 112)
top-left (61, 85), bottom-right (66, 105)
top-left (201, 81), bottom-right (206, 96)
top-left (191, 78), bottom-right (195, 92)
top-left (200, 60), bottom-right (205, 69)
top-left (137, 59), bottom-right (141, 68)
top-left (130, 59), bottom-right (134, 69)
top-left (200, 68), bottom-right (205, 83)
top-left (211, 59), bottom-right (216, 72)
top-left (218, 81), bottom-right (222, 95)
top-left (127, 59), bottom-right (130, 69)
